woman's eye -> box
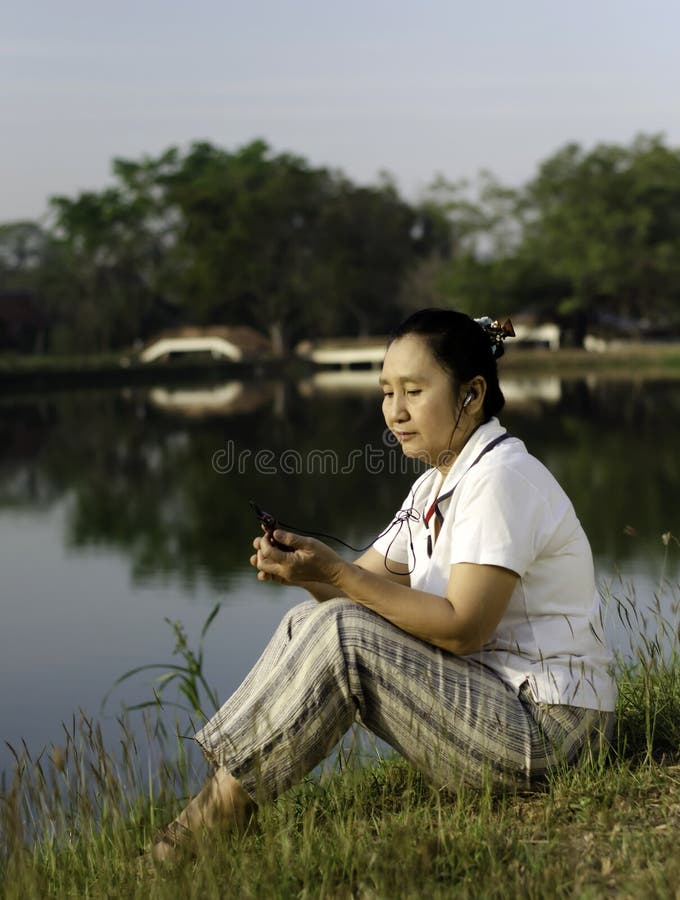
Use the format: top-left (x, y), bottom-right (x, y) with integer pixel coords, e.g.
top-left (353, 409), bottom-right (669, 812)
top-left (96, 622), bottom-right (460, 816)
top-left (406, 390), bottom-right (421, 396)
top-left (382, 392), bottom-right (393, 399)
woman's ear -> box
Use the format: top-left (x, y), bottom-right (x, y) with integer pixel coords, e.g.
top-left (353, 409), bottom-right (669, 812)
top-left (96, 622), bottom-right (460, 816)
top-left (462, 377), bottom-right (487, 412)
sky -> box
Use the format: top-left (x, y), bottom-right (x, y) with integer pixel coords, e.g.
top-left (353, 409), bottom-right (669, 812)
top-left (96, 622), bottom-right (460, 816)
top-left (2, 0), bottom-right (680, 222)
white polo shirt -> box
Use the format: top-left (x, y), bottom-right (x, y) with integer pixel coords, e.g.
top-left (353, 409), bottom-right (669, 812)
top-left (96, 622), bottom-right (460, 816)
top-left (372, 418), bottom-right (617, 712)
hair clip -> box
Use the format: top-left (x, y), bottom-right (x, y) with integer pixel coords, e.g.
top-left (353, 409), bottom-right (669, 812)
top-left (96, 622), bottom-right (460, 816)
top-left (473, 317), bottom-right (515, 356)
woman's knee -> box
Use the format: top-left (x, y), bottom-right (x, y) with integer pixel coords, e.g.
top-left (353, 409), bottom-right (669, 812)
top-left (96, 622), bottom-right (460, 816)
top-left (311, 596), bottom-right (372, 623)
top-left (282, 598), bottom-right (386, 667)
top-left (281, 599), bottom-right (319, 640)
top-left (277, 598), bottom-right (358, 648)
top-left (304, 597), bottom-right (382, 649)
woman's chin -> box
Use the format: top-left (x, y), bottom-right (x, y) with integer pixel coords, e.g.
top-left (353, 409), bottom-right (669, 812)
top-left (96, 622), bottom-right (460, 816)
top-left (400, 444), bottom-right (434, 466)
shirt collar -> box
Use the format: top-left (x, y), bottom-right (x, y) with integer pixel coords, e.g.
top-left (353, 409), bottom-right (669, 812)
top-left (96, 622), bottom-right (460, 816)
top-left (437, 416), bottom-right (507, 498)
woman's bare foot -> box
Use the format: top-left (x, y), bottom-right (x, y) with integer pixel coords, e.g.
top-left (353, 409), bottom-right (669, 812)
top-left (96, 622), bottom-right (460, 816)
top-left (148, 768), bottom-right (255, 864)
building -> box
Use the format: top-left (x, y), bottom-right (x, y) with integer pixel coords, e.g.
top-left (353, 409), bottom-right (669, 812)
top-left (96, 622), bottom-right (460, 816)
top-left (136, 325), bottom-right (271, 363)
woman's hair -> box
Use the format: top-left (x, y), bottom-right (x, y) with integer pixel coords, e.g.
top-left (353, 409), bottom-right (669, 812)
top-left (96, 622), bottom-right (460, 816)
top-left (388, 308), bottom-right (505, 419)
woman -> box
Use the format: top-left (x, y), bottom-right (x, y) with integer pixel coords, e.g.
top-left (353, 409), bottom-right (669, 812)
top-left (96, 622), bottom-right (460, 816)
top-left (149, 308), bottom-right (617, 861)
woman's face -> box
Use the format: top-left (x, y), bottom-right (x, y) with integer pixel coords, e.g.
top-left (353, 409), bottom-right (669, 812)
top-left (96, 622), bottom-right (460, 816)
top-left (380, 334), bottom-right (467, 470)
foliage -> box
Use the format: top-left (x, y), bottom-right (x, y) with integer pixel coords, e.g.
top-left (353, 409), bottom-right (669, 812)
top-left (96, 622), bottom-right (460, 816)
top-left (4, 140), bottom-right (440, 355)
top-left (103, 605), bottom-right (222, 722)
top-left (0, 221), bottom-right (50, 284)
top-left (429, 134), bottom-right (680, 342)
top-left (518, 135), bottom-right (680, 336)
top-left (4, 133), bottom-right (680, 353)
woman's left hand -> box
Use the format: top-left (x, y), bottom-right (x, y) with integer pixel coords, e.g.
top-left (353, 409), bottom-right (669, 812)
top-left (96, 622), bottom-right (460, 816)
top-left (254, 530), bottom-right (345, 587)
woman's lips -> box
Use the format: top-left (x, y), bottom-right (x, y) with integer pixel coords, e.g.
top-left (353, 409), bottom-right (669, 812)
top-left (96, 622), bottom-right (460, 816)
top-left (395, 431), bottom-right (416, 442)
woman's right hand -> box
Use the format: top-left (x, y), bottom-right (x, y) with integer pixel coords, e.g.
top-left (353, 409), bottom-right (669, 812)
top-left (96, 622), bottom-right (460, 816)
top-left (250, 534), bottom-right (291, 585)
top-left (255, 529), bottom-right (347, 587)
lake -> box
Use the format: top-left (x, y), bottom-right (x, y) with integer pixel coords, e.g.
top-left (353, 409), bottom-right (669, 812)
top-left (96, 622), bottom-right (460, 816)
top-left (1, 372), bottom-right (679, 779)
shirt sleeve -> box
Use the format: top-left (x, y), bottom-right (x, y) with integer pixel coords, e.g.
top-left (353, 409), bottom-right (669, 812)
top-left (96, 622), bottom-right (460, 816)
top-left (448, 465), bottom-right (552, 576)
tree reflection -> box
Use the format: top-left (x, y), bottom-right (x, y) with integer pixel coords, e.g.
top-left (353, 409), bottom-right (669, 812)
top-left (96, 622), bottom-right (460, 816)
top-left (1, 377), bottom-right (679, 591)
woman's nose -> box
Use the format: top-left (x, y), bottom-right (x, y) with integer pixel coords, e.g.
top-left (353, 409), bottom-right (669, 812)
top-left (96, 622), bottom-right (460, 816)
top-left (390, 395), bottom-right (409, 420)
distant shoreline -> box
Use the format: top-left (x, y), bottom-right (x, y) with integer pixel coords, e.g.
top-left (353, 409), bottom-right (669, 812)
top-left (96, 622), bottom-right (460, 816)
top-left (0, 355), bottom-right (300, 392)
top-left (2, 342), bottom-right (680, 392)
top-left (500, 341), bottom-right (680, 375)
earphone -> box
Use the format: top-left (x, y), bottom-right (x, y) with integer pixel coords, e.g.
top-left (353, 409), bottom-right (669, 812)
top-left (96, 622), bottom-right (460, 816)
top-left (463, 388), bottom-right (476, 408)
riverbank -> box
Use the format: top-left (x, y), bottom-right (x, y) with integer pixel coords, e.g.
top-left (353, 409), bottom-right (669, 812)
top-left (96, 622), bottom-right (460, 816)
top-left (0, 352), bottom-right (301, 392)
top-left (2, 659), bottom-right (679, 899)
top-left (2, 342), bottom-right (680, 393)
top-left (501, 341), bottom-right (680, 377)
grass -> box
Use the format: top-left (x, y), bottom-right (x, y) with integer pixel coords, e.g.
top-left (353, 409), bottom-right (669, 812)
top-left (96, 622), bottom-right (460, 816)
top-left (2, 580), bottom-right (680, 898)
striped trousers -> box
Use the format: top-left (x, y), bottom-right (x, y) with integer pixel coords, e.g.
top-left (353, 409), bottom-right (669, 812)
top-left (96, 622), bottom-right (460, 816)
top-left (194, 598), bottom-right (614, 800)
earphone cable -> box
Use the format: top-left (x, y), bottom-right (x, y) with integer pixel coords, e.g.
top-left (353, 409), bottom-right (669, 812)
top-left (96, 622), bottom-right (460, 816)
top-left (276, 392), bottom-right (470, 571)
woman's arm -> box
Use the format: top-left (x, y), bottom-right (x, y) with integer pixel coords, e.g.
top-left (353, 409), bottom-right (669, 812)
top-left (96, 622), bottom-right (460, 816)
top-left (298, 548), bottom-right (411, 602)
top-left (331, 558), bottom-right (516, 654)
top-left (257, 530), bottom-right (516, 654)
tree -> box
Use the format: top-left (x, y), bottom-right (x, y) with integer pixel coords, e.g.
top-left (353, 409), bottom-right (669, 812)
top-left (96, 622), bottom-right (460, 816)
top-left (161, 140), bottom-right (339, 354)
top-left (405, 172), bottom-right (526, 320)
top-left (160, 142), bottom-right (442, 350)
top-left (0, 221), bottom-right (52, 287)
top-left (418, 135), bottom-right (680, 343)
top-left (517, 135), bottom-right (680, 340)
top-left (48, 147), bottom-right (183, 351)
top-left (314, 176), bottom-right (446, 336)
top-left (1, 140), bottom-right (457, 354)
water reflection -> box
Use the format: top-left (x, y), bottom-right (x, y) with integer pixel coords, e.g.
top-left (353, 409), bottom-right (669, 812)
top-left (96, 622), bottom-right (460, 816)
top-left (1, 376), bottom-right (679, 776)
top-left (1, 377), bottom-right (679, 580)
top-left (297, 370), bottom-right (566, 411)
top-left (501, 375), bottom-right (562, 410)
top-left (146, 381), bottom-right (274, 418)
